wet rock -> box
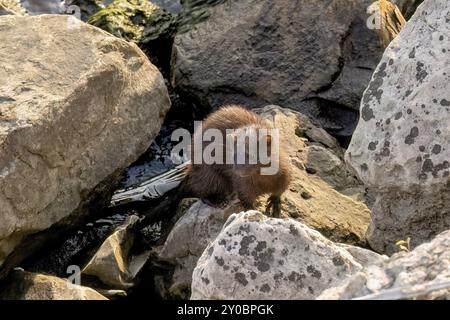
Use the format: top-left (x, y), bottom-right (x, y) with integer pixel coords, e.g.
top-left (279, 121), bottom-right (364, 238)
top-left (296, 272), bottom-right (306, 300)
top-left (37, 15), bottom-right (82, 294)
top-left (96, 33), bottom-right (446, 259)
top-left (0, 269), bottom-right (107, 300)
top-left (319, 230), bottom-right (450, 300)
top-left (191, 211), bottom-right (384, 300)
top-left (0, 15), bottom-right (170, 275)
top-left (173, 0), bottom-right (384, 137)
top-left (82, 215), bottom-right (150, 290)
top-left (345, 0), bottom-right (450, 254)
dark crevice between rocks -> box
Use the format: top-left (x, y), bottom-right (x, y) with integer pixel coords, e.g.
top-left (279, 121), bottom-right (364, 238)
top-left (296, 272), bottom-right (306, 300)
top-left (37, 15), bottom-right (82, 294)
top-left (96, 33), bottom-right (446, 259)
top-left (298, 97), bottom-right (359, 148)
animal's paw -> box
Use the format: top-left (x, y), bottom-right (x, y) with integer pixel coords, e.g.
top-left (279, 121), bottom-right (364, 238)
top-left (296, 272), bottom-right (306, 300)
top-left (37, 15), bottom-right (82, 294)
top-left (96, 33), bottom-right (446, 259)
top-left (265, 195), bottom-right (281, 218)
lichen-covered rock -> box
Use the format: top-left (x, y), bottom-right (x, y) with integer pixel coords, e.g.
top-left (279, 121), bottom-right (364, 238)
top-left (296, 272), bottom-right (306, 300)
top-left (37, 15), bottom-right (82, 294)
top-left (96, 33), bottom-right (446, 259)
top-left (191, 211), bottom-right (385, 300)
top-left (173, 0), bottom-right (384, 138)
top-left (88, 0), bottom-right (175, 42)
top-left (82, 215), bottom-right (150, 290)
top-left (345, 0), bottom-right (450, 253)
top-left (0, 269), bottom-right (107, 300)
top-left (0, 15), bottom-right (170, 275)
top-left (318, 230), bottom-right (450, 300)
top-left (157, 200), bottom-right (244, 299)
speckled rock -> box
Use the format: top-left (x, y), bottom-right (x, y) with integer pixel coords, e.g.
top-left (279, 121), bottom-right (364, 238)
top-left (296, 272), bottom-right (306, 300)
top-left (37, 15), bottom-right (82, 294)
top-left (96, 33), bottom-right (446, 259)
top-left (0, 269), bottom-right (107, 300)
top-left (345, 0), bottom-right (450, 254)
top-left (156, 200), bottom-right (244, 299)
top-left (0, 15), bottom-right (170, 275)
top-left (191, 211), bottom-right (385, 300)
top-left (173, 0), bottom-right (384, 138)
top-left (318, 229), bottom-right (450, 300)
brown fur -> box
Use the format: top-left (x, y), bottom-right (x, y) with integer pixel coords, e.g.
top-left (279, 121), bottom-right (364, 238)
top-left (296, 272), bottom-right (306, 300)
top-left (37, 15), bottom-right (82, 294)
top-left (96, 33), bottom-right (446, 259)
top-left (185, 105), bottom-right (291, 217)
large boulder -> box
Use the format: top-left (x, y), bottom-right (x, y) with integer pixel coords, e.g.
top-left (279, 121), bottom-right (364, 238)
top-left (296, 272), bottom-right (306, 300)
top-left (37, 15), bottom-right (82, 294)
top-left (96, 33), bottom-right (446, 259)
top-left (156, 200), bottom-right (244, 299)
top-left (191, 211), bottom-right (384, 300)
top-left (345, 0), bottom-right (450, 254)
top-left (0, 269), bottom-right (108, 300)
top-left (173, 0), bottom-right (384, 138)
top-left (318, 230), bottom-right (450, 300)
top-left (0, 15), bottom-right (170, 275)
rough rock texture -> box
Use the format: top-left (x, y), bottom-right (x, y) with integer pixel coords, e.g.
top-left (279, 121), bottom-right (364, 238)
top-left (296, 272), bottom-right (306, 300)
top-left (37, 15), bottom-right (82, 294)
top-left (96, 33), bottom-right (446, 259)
top-left (173, 0), bottom-right (384, 138)
top-left (345, 0), bottom-right (450, 254)
top-left (319, 230), bottom-right (450, 300)
top-left (157, 200), bottom-right (244, 299)
top-left (82, 215), bottom-right (150, 290)
top-left (0, 269), bottom-right (107, 300)
top-left (254, 106), bottom-right (371, 245)
top-left (0, 15), bottom-right (170, 272)
top-left (191, 211), bottom-right (385, 300)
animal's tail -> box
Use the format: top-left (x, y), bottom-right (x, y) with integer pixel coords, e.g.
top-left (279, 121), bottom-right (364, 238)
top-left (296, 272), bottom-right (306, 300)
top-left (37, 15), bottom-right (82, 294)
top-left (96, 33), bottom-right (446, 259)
top-left (110, 161), bottom-right (190, 207)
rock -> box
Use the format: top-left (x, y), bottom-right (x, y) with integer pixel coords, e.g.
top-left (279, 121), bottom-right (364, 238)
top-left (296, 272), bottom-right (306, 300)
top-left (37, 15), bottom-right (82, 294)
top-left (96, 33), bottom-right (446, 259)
top-left (254, 106), bottom-right (371, 245)
top-left (173, 0), bottom-right (384, 138)
top-left (21, 0), bottom-right (63, 14)
top-left (82, 215), bottom-right (150, 290)
top-left (345, 0), bottom-right (450, 254)
top-left (157, 200), bottom-right (244, 299)
top-left (0, 15), bottom-right (170, 275)
top-left (66, 0), bottom-right (107, 21)
top-left (0, 0), bottom-right (26, 15)
top-left (318, 230), bottom-right (450, 300)
top-left (88, 0), bottom-right (177, 75)
top-left (0, 269), bottom-right (107, 300)
top-left (191, 211), bottom-right (385, 300)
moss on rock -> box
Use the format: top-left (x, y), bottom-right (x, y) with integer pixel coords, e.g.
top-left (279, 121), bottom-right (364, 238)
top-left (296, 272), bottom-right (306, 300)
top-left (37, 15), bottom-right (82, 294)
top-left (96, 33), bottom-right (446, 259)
top-left (88, 0), bottom-right (175, 43)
